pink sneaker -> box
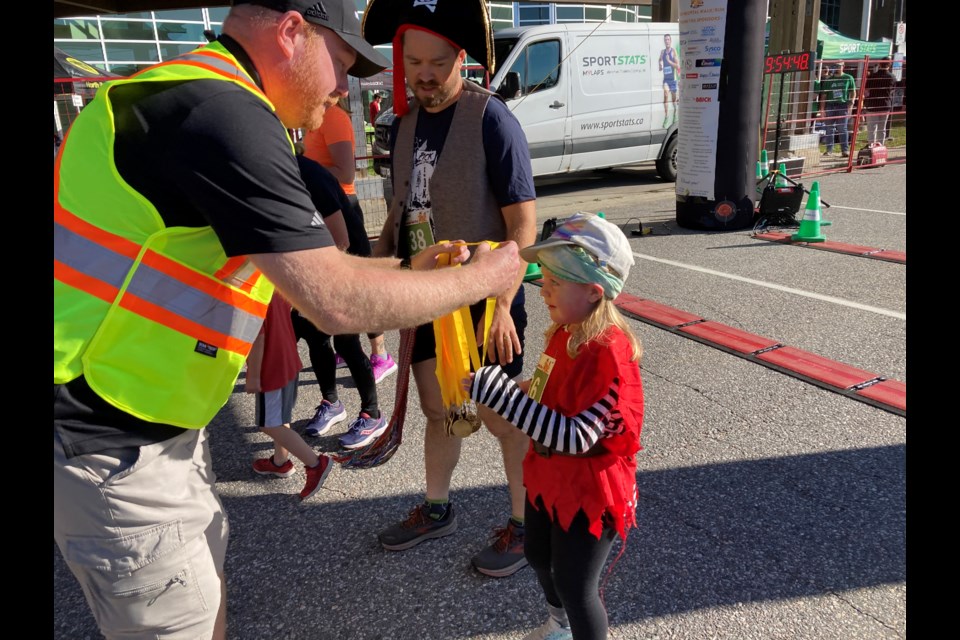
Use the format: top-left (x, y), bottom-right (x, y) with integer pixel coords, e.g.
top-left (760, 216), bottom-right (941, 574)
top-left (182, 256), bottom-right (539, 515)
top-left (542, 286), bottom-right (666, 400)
top-left (370, 353), bottom-right (398, 384)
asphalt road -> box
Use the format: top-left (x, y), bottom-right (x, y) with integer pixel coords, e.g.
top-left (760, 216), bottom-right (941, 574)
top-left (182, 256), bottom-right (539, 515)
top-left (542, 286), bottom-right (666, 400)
top-left (54, 163), bottom-right (907, 640)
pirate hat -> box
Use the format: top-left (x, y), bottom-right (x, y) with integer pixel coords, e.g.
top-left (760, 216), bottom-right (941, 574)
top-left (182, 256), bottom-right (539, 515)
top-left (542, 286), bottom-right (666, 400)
top-left (362, 0), bottom-right (494, 73)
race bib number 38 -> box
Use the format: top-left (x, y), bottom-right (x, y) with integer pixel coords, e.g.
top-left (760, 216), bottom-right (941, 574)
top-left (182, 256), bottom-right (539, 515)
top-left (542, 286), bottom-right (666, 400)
top-left (405, 209), bottom-right (435, 256)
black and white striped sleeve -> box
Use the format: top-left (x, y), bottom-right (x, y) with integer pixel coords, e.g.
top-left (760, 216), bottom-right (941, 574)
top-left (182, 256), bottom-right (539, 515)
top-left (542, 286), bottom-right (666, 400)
top-left (469, 365), bottom-right (622, 454)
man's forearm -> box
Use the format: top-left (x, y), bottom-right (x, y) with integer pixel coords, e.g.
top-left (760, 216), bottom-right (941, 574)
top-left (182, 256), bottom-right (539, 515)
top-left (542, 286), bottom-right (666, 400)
top-left (251, 245), bottom-right (517, 335)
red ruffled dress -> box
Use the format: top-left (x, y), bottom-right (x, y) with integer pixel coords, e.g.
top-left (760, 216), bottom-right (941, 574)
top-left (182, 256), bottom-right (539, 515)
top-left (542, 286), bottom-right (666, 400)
top-left (523, 326), bottom-right (645, 540)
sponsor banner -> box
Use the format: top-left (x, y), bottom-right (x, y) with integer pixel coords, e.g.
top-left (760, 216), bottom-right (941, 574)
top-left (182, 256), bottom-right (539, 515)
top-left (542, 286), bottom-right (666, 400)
top-left (676, 0), bottom-right (728, 201)
top-left (576, 37), bottom-right (651, 95)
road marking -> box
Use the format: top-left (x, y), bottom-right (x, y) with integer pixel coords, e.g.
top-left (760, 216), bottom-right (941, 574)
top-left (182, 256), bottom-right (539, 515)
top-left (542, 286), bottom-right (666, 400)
top-left (825, 205), bottom-right (906, 216)
top-left (632, 252), bottom-right (906, 320)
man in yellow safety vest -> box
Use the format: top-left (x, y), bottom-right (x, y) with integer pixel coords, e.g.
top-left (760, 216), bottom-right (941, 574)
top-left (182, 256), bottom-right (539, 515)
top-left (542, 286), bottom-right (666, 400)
top-left (53, 2), bottom-right (520, 638)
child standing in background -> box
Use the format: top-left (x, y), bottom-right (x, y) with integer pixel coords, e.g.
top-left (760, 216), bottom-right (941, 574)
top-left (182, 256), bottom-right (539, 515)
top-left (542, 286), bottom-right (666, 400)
top-left (246, 292), bottom-right (332, 501)
top-left (466, 213), bottom-right (645, 640)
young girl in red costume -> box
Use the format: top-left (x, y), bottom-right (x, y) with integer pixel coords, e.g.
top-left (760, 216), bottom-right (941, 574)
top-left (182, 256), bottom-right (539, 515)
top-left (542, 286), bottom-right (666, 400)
top-left (466, 212), bottom-right (643, 640)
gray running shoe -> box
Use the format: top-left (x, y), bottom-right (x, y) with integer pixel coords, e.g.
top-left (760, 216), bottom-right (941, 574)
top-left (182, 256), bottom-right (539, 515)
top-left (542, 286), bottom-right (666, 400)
top-left (378, 502), bottom-right (457, 551)
top-left (471, 519), bottom-right (528, 577)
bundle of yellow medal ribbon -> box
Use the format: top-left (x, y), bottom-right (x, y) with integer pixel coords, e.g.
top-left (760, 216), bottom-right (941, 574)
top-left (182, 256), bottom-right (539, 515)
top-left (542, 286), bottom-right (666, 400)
top-left (432, 241), bottom-right (498, 437)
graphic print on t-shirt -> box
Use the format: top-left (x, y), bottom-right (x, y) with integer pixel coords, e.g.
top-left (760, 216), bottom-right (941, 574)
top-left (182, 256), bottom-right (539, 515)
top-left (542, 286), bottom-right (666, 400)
top-left (405, 137), bottom-right (438, 256)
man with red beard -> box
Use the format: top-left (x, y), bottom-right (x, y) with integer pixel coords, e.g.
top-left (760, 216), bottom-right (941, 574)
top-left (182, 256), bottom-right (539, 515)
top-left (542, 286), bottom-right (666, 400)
top-left (364, 0), bottom-right (538, 578)
top-left (53, 2), bottom-right (523, 638)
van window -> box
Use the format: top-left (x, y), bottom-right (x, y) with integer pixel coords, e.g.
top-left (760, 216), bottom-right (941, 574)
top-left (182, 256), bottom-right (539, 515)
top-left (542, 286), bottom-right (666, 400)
top-left (508, 40), bottom-right (561, 96)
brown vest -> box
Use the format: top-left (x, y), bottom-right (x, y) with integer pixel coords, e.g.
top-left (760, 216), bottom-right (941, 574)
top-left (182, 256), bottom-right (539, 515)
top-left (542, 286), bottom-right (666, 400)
top-left (388, 80), bottom-right (506, 256)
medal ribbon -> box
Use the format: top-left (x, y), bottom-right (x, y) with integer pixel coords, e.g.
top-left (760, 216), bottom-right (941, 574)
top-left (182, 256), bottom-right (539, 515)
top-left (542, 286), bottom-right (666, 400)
top-left (432, 241), bottom-right (499, 418)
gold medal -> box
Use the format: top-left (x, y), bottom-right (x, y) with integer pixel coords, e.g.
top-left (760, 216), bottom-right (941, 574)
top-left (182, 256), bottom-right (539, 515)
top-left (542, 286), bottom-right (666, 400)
top-left (449, 418), bottom-right (476, 438)
top-left (431, 241), bottom-right (499, 440)
top-left (446, 403), bottom-right (481, 438)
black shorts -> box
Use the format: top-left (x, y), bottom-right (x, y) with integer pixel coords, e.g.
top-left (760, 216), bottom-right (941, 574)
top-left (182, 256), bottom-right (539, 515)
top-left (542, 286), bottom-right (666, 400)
top-left (412, 285), bottom-right (527, 379)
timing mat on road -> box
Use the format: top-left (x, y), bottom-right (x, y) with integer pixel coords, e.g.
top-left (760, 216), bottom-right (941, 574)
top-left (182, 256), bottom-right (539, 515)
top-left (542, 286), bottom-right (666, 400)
top-left (751, 232), bottom-right (906, 264)
top-left (527, 281), bottom-right (906, 417)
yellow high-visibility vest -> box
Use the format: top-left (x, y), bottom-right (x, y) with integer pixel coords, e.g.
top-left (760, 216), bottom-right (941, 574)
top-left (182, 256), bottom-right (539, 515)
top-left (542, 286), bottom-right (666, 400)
top-left (54, 42), bottom-right (291, 428)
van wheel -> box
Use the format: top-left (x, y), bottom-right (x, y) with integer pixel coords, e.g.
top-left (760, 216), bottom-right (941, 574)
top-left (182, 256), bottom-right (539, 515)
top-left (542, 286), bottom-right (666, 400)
top-left (656, 135), bottom-right (678, 182)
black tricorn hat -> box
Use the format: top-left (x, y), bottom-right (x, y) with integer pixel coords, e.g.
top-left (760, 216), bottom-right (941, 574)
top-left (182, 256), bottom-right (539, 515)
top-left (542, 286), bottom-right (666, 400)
top-left (362, 0), bottom-right (495, 74)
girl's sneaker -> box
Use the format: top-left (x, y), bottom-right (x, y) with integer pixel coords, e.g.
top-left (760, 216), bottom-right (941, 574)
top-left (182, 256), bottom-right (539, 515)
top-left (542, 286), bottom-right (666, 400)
top-left (304, 400), bottom-right (347, 437)
top-left (523, 617), bottom-right (572, 640)
top-left (370, 353), bottom-right (398, 383)
top-left (252, 456), bottom-right (295, 478)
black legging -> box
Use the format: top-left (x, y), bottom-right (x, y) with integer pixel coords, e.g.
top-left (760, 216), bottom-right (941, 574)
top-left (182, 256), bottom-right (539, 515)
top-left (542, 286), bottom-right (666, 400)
top-left (290, 309), bottom-right (379, 417)
top-left (525, 496), bottom-right (617, 640)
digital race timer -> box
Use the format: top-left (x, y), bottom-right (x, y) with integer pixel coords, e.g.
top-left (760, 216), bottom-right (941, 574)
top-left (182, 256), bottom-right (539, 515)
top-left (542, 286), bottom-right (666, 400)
top-left (763, 51), bottom-right (816, 74)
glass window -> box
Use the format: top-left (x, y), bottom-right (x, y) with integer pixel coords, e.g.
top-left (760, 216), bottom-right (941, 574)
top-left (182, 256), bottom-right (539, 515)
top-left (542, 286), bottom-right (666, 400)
top-left (112, 12), bottom-right (153, 19)
top-left (101, 20), bottom-right (157, 40)
top-left (490, 6), bottom-right (513, 23)
top-left (518, 5), bottom-right (550, 26)
top-left (525, 40), bottom-right (560, 94)
top-left (157, 21), bottom-right (207, 42)
top-left (207, 7), bottom-right (230, 23)
top-left (820, 0), bottom-right (841, 30)
top-left (107, 63), bottom-right (150, 76)
top-left (506, 40), bottom-right (561, 97)
top-left (154, 9), bottom-right (204, 21)
top-left (160, 42), bottom-right (201, 59)
top-left (585, 7), bottom-right (608, 22)
top-left (55, 41), bottom-right (105, 62)
top-left (495, 38), bottom-right (519, 72)
top-left (54, 19), bottom-right (100, 40)
top-left (105, 42), bottom-right (160, 62)
top-left (556, 6), bottom-right (584, 22)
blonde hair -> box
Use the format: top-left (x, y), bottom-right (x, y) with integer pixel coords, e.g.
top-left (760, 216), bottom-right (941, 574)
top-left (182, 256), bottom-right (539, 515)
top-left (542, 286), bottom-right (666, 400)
top-left (545, 297), bottom-right (643, 362)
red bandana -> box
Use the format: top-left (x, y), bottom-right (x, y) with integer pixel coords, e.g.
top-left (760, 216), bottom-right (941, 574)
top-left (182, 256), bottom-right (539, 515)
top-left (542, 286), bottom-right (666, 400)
top-left (391, 24), bottom-right (463, 117)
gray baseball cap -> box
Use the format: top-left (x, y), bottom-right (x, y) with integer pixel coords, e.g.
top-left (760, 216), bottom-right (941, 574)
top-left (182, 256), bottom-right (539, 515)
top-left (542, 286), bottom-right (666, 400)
top-left (233, 1), bottom-right (390, 77)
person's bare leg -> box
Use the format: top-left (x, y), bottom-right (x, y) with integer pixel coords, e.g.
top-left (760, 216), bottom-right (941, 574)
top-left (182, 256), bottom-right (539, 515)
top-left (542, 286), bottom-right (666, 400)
top-left (479, 405), bottom-right (528, 520)
top-left (368, 332), bottom-right (387, 356)
top-left (260, 425), bottom-right (319, 467)
top-left (212, 573), bottom-right (227, 640)
top-left (412, 359), bottom-right (462, 500)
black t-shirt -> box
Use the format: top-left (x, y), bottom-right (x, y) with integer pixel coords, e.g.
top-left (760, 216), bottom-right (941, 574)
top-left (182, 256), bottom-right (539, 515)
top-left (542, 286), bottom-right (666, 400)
top-left (296, 155), bottom-right (372, 257)
top-left (56, 36), bottom-right (337, 458)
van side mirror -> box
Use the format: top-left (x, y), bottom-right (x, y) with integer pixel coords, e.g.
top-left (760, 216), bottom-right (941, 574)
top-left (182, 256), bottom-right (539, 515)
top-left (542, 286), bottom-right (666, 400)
top-left (497, 71), bottom-right (521, 100)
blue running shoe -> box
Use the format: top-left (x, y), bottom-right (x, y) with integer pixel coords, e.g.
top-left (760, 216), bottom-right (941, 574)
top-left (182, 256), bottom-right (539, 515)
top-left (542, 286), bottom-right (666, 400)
top-left (304, 400), bottom-right (346, 437)
top-left (339, 413), bottom-right (387, 449)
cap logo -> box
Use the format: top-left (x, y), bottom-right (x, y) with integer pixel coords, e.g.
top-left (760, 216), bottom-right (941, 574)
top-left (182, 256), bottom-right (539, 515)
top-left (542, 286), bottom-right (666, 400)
top-left (304, 2), bottom-right (328, 21)
top-left (413, 0), bottom-right (438, 13)
top-left (554, 217), bottom-right (589, 240)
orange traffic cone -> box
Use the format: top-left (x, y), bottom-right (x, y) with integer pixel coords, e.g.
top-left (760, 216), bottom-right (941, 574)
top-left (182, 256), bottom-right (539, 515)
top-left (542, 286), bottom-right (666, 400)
top-left (791, 181), bottom-right (826, 243)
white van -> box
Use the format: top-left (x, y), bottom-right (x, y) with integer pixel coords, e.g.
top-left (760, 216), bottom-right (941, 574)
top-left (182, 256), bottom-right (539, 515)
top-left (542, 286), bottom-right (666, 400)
top-left (371, 22), bottom-right (680, 182)
top-left (490, 22), bottom-right (680, 181)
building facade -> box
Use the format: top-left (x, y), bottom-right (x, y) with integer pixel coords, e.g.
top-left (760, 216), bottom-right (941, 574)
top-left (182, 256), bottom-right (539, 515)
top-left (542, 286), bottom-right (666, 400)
top-left (53, 2), bottom-right (650, 76)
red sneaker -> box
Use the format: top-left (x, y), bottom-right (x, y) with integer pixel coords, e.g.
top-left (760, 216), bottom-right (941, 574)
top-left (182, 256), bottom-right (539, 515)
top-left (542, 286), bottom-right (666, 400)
top-left (252, 456), bottom-right (295, 478)
top-left (300, 454), bottom-right (333, 500)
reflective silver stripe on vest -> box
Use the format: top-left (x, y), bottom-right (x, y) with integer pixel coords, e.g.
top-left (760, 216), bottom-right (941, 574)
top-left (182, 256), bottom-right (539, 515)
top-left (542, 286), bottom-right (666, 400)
top-left (55, 222), bottom-right (262, 345)
top-left (54, 222), bottom-right (132, 291)
top-left (127, 265), bottom-right (264, 344)
top-left (173, 51), bottom-right (256, 86)
top-left (221, 259), bottom-right (260, 289)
